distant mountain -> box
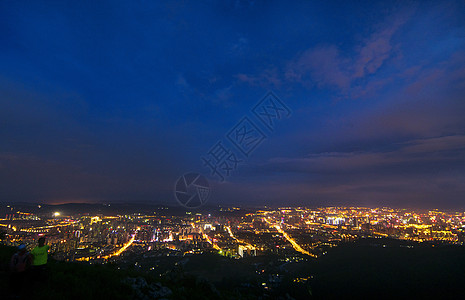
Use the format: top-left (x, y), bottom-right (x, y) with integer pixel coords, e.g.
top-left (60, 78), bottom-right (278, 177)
top-left (0, 202), bottom-right (251, 217)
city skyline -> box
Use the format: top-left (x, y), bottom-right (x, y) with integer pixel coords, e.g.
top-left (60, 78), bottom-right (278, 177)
top-left (1, 202), bottom-right (464, 297)
top-left (1, 1), bottom-right (465, 208)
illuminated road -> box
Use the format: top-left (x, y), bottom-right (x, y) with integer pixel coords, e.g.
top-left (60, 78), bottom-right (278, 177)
top-left (275, 224), bottom-right (316, 258)
top-left (226, 226), bottom-right (241, 242)
top-left (226, 226), bottom-right (252, 245)
top-left (14, 220), bottom-right (80, 233)
top-left (196, 223), bottom-right (220, 250)
top-left (265, 217), bottom-right (316, 258)
top-left (103, 228), bottom-right (139, 259)
top-left (76, 228), bottom-right (140, 261)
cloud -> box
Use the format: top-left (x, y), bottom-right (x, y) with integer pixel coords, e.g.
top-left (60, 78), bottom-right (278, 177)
top-left (217, 168), bottom-right (465, 208)
top-left (229, 36), bottom-right (249, 56)
top-left (211, 85), bottom-right (234, 106)
top-left (285, 46), bottom-right (350, 90)
top-left (224, 134), bottom-right (465, 208)
top-left (352, 13), bottom-right (410, 79)
top-left (283, 11), bottom-right (413, 96)
top-left (236, 67), bottom-right (282, 88)
top-left (265, 134), bottom-right (465, 174)
top-left (235, 10), bottom-right (415, 100)
top-left (401, 135), bottom-right (465, 153)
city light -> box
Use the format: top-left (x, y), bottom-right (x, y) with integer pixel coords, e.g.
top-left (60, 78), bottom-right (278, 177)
top-left (1, 206), bottom-right (463, 264)
top-left (103, 228), bottom-right (139, 259)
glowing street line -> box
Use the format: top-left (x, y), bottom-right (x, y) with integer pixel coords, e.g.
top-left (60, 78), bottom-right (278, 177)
top-left (75, 228), bottom-right (139, 261)
top-left (226, 226), bottom-right (249, 245)
top-left (225, 226), bottom-right (236, 240)
top-left (197, 224), bottom-right (220, 250)
top-left (204, 232), bottom-right (221, 250)
top-left (105, 234), bottom-right (136, 258)
top-left (265, 218), bottom-right (316, 258)
top-left (226, 226), bottom-right (257, 251)
top-left (275, 225), bottom-right (316, 258)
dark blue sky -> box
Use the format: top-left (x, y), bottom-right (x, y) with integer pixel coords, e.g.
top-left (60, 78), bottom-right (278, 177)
top-left (1, 1), bottom-right (464, 208)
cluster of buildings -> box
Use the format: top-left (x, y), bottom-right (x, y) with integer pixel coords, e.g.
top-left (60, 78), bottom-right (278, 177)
top-left (1, 204), bottom-right (464, 263)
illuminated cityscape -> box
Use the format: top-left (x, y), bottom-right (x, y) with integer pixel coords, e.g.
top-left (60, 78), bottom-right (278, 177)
top-left (1, 203), bottom-right (465, 298)
top-left (1, 0), bottom-right (464, 298)
top-left (2, 204), bottom-right (463, 263)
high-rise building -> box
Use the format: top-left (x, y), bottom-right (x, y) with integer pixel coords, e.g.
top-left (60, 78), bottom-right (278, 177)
top-left (238, 245), bottom-right (256, 258)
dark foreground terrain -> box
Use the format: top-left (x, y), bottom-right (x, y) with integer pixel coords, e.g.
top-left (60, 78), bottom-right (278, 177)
top-left (1, 238), bottom-right (464, 299)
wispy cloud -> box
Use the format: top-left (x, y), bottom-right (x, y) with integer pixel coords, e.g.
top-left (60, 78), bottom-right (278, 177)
top-left (401, 135), bottom-right (465, 153)
top-left (285, 12), bottom-right (412, 96)
top-left (285, 46), bottom-right (350, 90)
top-left (236, 67), bottom-right (282, 88)
top-left (352, 13), bottom-right (410, 79)
top-left (266, 134), bottom-right (465, 174)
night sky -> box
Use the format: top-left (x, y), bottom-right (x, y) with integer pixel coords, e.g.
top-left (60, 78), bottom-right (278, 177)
top-left (1, 1), bottom-right (464, 208)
